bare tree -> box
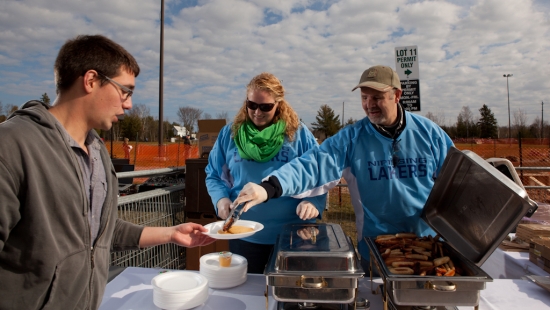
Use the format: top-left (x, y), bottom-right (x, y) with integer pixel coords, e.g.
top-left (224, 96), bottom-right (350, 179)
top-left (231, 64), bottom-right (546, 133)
top-left (530, 116), bottom-right (542, 139)
top-left (456, 106), bottom-right (475, 138)
top-left (513, 108), bottom-right (528, 138)
top-left (513, 109), bottom-right (527, 128)
top-left (128, 104), bottom-right (151, 141)
top-left (202, 113), bottom-right (212, 119)
top-left (177, 106), bottom-right (203, 133)
top-left (0, 100), bottom-right (4, 123)
top-left (0, 103), bottom-right (20, 124)
top-left (6, 104), bottom-right (18, 116)
top-left (425, 111), bottom-right (446, 127)
top-left (216, 111), bottom-right (231, 123)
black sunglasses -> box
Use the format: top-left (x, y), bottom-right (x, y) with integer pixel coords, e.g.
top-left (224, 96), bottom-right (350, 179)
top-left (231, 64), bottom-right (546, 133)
top-left (391, 139), bottom-right (401, 167)
top-left (246, 99), bottom-right (276, 112)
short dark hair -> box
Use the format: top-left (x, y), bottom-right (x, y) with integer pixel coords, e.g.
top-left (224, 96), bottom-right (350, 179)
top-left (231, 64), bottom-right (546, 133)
top-left (54, 34), bottom-right (140, 93)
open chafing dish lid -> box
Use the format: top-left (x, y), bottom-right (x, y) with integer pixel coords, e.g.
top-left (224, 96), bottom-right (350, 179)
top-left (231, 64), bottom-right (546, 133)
top-left (422, 147), bottom-right (538, 266)
top-left (265, 223), bottom-right (362, 274)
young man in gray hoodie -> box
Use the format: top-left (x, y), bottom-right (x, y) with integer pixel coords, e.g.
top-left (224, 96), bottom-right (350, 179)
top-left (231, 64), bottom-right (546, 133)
top-left (0, 34), bottom-right (214, 309)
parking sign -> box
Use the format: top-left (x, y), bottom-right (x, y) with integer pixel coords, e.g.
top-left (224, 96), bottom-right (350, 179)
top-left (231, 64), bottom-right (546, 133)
top-left (395, 45), bottom-right (421, 111)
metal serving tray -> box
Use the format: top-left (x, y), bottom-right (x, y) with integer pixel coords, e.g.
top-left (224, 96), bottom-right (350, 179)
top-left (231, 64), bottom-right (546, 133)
top-left (366, 147), bottom-right (538, 307)
top-left (366, 236), bottom-right (491, 306)
top-left (267, 223), bottom-right (361, 274)
top-left (265, 223), bottom-right (364, 304)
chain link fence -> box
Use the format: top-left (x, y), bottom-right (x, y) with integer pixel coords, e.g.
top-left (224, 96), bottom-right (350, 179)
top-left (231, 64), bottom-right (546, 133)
top-left (321, 138), bottom-right (550, 245)
top-left (111, 184), bottom-right (186, 269)
top-left (106, 140), bottom-right (199, 170)
top-left (110, 138), bottom-right (550, 268)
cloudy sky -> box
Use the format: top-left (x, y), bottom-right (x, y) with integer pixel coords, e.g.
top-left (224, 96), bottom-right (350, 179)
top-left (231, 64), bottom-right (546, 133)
top-left (1, 0), bottom-right (549, 131)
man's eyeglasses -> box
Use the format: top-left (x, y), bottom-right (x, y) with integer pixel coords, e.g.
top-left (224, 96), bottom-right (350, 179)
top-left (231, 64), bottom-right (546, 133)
top-left (246, 99), bottom-right (276, 112)
top-left (391, 139), bottom-right (401, 167)
top-left (97, 72), bottom-right (133, 100)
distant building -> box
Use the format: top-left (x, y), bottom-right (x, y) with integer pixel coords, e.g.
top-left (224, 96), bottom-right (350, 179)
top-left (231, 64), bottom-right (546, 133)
top-left (173, 126), bottom-right (188, 137)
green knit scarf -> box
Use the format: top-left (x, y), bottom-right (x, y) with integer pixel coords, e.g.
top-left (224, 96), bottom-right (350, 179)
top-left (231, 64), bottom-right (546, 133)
top-left (234, 120), bottom-right (286, 163)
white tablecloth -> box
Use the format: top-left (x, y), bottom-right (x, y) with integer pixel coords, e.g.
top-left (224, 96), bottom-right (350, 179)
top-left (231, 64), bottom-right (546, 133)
top-left (481, 247), bottom-right (549, 279)
top-left (101, 267), bottom-right (550, 310)
top-left (100, 267), bottom-right (274, 310)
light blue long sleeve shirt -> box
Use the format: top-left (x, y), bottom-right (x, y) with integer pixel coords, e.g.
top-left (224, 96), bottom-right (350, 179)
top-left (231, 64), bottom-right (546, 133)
top-left (205, 122), bottom-right (326, 244)
top-left (267, 112), bottom-right (454, 258)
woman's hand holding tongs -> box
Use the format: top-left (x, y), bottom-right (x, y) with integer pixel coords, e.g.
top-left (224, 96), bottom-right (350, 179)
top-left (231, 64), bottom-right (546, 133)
top-left (216, 198), bottom-right (232, 219)
top-left (232, 182), bottom-right (268, 212)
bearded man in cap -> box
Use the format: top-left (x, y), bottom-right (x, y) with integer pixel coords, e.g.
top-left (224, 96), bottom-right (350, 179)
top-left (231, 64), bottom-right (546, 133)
top-left (232, 65), bottom-right (454, 273)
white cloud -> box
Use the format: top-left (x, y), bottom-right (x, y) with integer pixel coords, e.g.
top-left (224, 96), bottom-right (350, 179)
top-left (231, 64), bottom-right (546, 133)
top-left (1, 0), bottom-right (549, 130)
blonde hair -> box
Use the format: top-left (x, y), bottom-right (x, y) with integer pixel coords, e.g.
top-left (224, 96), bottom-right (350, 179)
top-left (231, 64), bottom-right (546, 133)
top-left (231, 72), bottom-right (300, 141)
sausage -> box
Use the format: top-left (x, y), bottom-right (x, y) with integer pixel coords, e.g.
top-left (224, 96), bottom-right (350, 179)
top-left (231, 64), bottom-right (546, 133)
top-left (395, 233), bottom-right (417, 239)
top-left (433, 256), bottom-right (450, 267)
top-left (388, 267), bottom-right (415, 275)
top-left (384, 256), bottom-right (408, 265)
top-left (405, 253), bottom-right (429, 261)
top-left (391, 261), bottom-right (415, 267)
top-left (413, 240), bottom-right (433, 250)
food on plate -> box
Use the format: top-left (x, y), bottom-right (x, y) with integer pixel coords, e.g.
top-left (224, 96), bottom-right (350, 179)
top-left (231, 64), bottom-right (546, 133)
top-left (222, 218), bottom-right (235, 232)
top-left (374, 233), bottom-right (461, 277)
top-left (218, 226), bottom-right (254, 235)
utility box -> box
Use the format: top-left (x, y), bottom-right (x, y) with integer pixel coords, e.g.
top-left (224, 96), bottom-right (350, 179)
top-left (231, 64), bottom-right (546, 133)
top-left (112, 158), bottom-right (134, 185)
top-left (197, 119), bottom-right (226, 158)
top-left (185, 213), bottom-right (229, 270)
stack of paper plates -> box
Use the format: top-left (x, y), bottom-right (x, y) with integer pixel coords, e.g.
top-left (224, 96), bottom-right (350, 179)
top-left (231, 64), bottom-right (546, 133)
top-left (199, 253), bottom-right (248, 289)
top-left (151, 271), bottom-right (209, 309)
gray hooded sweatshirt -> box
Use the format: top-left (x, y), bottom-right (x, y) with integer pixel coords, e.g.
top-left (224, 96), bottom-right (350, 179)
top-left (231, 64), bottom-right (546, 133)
top-left (0, 101), bottom-right (144, 309)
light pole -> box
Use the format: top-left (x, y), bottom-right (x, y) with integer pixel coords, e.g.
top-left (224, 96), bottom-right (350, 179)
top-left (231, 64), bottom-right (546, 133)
top-left (342, 102), bottom-right (344, 127)
top-left (503, 74), bottom-right (513, 139)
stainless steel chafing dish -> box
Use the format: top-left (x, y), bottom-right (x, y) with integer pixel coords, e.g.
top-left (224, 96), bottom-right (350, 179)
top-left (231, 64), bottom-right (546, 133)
top-left (265, 223), bottom-right (364, 306)
top-left (366, 147), bottom-right (538, 308)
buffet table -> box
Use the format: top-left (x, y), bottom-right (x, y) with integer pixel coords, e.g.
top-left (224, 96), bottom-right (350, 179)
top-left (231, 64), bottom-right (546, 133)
top-left (100, 266), bottom-right (550, 310)
top-left (481, 247), bottom-right (548, 279)
top-left (100, 267), bottom-right (272, 310)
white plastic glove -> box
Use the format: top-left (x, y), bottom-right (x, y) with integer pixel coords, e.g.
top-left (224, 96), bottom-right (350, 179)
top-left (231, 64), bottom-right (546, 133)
top-left (216, 198), bottom-right (232, 219)
top-left (232, 182), bottom-right (268, 212)
top-left (296, 201), bottom-right (319, 220)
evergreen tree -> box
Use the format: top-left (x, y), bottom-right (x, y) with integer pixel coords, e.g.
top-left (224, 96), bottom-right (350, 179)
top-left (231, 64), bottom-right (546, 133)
top-left (40, 93), bottom-right (51, 105)
top-left (311, 104), bottom-right (341, 137)
top-left (477, 104), bottom-right (498, 138)
top-left (345, 117), bottom-right (357, 126)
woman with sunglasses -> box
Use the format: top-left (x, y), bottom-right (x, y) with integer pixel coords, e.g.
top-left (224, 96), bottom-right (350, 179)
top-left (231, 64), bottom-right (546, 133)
top-left (205, 72), bottom-right (326, 273)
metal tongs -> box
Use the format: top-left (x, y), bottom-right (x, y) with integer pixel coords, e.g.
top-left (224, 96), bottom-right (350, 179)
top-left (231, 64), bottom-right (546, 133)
top-left (222, 201), bottom-right (247, 232)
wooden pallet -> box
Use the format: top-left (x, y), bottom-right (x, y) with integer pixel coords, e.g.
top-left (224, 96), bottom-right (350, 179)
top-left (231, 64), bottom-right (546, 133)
top-left (516, 224), bottom-right (550, 243)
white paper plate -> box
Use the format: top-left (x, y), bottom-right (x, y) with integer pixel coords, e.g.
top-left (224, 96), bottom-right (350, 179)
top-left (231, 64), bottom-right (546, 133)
top-left (200, 253), bottom-right (247, 270)
top-left (153, 285), bottom-right (208, 309)
top-left (151, 271), bottom-right (207, 293)
top-left (208, 275), bottom-right (247, 289)
top-left (152, 272), bottom-right (209, 309)
top-left (203, 220), bottom-right (264, 239)
top-left (199, 253), bottom-right (248, 289)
